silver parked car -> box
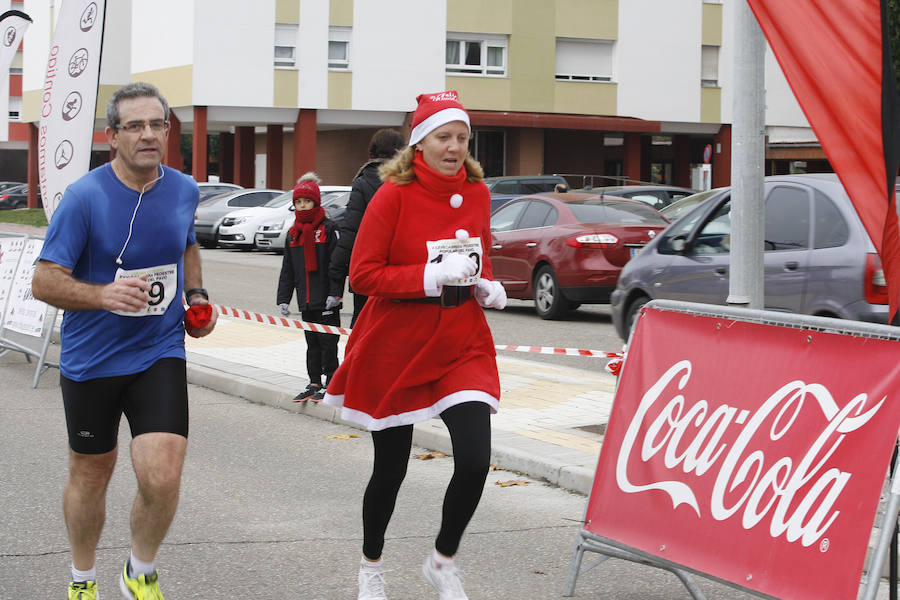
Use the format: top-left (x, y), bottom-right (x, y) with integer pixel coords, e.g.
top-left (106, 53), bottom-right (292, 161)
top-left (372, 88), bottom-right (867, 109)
top-left (254, 189), bottom-right (351, 253)
top-left (611, 174), bottom-right (892, 340)
top-left (194, 188), bottom-right (283, 248)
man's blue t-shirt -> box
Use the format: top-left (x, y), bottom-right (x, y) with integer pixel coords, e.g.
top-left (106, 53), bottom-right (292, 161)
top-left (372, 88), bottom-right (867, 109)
top-left (39, 164), bottom-right (199, 381)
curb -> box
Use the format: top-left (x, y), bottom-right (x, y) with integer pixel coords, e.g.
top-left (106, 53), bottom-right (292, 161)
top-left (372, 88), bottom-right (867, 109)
top-left (186, 361), bottom-right (594, 495)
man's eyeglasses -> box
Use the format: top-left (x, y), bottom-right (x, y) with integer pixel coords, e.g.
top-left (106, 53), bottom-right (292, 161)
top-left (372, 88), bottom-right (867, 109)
top-left (115, 119), bottom-right (169, 134)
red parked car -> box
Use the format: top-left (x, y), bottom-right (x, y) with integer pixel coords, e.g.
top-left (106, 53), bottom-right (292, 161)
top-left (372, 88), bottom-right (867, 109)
top-left (489, 192), bottom-right (669, 319)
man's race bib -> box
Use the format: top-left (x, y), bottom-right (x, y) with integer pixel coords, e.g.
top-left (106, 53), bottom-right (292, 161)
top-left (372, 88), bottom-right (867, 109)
top-left (426, 237), bottom-right (482, 285)
top-left (110, 263), bottom-right (177, 317)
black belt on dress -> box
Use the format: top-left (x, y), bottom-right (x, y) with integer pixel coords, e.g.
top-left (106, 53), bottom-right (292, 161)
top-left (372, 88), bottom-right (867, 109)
top-left (395, 285), bottom-right (473, 308)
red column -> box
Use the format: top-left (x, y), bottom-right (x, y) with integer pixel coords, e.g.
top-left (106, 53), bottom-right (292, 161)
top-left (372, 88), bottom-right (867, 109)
top-left (165, 112), bottom-right (183, 172)
top-left (712, 124), bottom-right (732, 188)
top-left (266, 124), bottom-right (283, 189)
top-left (27, 123), bottom-right (39, 209)
top-left (234, 126), bottom-right (255, 187)
top-left (623, 133), bottom-right (642, 185)
top-left (192, 106), bottom-right (208, 183)
top-left (293, 109), bottom-right (316, 180)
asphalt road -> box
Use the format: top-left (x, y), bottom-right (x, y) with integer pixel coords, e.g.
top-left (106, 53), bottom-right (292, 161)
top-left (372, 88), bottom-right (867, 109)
top-left (0, 352), bottom-right (763, 599)
top-left (198, 247), bottom-right (626, 372)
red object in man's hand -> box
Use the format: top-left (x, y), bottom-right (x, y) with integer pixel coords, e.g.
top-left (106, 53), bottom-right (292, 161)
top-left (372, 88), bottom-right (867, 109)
top-left (184, 303), bottom-right (212, 331)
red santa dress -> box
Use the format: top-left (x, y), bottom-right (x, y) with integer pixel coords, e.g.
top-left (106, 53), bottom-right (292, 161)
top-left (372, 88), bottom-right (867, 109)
top-left (323, 154), bottom-right (500, 430)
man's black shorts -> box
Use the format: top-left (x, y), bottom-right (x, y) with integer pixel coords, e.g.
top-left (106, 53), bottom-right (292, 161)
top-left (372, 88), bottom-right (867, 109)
top-left (60, 357), bottom-right (189, 454)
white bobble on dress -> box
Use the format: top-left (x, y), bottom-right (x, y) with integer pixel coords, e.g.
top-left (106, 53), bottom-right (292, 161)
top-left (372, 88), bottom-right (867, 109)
top-left (450, 193), bottom-right (463, 208)
top-left (455, 229), bottom-right (470, 242)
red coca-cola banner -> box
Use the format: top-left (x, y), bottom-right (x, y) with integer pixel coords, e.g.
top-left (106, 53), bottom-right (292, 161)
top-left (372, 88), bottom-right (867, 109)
top-left (586, 307), bottom-right (900, 600)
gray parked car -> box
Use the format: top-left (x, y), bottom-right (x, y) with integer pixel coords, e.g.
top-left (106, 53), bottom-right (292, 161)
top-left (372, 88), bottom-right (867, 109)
top-left (611, 174), bottom-right (892, 340)
top-left (194, 189), bottom-right (283, 248)
top-left (574, 184), bottom-right (695, 211)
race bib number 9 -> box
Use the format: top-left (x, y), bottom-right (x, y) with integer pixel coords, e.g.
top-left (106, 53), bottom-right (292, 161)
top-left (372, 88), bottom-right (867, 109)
top-left (110, 263), bottom-right (177, 317)
top-left (426, 237), bottom-right (482, 285)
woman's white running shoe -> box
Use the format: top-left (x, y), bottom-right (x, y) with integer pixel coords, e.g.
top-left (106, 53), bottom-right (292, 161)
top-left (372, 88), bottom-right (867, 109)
top-left (358, 561), bottom-right (387, 600)
top-left (422, 555), bottom-right (468, 600)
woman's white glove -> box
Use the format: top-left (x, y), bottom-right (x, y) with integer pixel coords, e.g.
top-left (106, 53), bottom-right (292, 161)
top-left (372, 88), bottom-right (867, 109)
top-left (278, 303), bottom-right (291, 316)
top-left (475, 278), bottom-right (507, 310)
top-left (431, 253), bottom-right (478, 286)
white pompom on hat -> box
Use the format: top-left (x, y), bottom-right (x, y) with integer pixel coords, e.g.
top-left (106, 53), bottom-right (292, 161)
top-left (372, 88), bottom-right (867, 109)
top-left (408, 90), bottom-right (471, 146)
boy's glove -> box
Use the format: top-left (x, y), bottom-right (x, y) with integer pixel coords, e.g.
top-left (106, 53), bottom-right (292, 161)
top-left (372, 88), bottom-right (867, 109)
top-left (475, 278), bottom-right (507, 310)
top-left (278, 303), bottom-right (291, 316)
top-left (325, 296), bottom-right (342, 310)
top-left (431, 253), bottom-right (478, 286)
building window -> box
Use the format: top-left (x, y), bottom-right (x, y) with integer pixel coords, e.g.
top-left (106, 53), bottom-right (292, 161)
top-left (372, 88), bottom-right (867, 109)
top-left (555, 38), bottom-right (613, 82)
top-left (274, 23), bottom-right (297, 68)
top-left (701, 45), bottom-right (719, 87)
top-left (329, 27), bottom-right (351, 70)
top-left (470, 130), bottom-right (505, 177)
top-left (446, 33), bottom-right (507, 77)
top-left (8, 97), bottom-right (22, 121)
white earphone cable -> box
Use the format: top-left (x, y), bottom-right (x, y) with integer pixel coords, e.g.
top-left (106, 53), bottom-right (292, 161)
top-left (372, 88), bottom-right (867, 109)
top-left (115, 166), bottom-right (165, 266)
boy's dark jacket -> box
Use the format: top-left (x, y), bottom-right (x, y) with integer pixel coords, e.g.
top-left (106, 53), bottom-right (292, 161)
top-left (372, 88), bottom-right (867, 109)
top-left (276, 218), bottom-right (340, 311)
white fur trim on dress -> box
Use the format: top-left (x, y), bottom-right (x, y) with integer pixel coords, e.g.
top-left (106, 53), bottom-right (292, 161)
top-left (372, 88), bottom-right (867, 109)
top-left (409, 108), bottom-right (471, 146)
top-left (322, 390), bottom-right (498, 431)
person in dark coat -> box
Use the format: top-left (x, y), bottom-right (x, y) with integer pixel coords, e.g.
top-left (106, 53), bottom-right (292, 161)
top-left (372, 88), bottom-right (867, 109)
top-left (329, 128), bottom-right (404, 326)
top-left (277, 173), bottom-right (342, 401)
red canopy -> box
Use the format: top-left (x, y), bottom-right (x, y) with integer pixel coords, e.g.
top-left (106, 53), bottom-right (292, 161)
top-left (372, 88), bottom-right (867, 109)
top-left (747, 0), bottom-right (900, 320)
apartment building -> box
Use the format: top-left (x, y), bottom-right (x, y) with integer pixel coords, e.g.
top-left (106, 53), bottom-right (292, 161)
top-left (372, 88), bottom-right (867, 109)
top-left (4, 0), bottom-right (823, 196)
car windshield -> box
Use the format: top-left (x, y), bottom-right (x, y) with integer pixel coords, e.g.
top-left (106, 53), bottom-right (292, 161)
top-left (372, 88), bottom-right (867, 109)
top-left (263, 191), bottom-right (293, 208)
top-left (198, 192), bottom-right (235, 206)
top-left (323, 191), bottom-right (351, 207)
top-left (567, 199), bottom-right (668, 224)
top-left (660, 189), bottom-right (719, 221)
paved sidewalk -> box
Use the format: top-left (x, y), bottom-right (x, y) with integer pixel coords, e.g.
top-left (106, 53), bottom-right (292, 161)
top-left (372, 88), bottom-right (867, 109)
top-left (185, 314), bottom-right (618, 494)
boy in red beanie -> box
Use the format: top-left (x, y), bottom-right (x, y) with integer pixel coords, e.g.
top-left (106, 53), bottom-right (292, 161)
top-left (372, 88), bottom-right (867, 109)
top-left (276, 172), bottom-right (343, 401)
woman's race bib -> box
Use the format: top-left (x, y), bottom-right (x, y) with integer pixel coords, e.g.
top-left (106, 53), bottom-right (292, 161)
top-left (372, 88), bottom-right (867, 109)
top-left (110, 263), bottom-right (177, 317)
top-left (426, 237), bottom-right (482, 285)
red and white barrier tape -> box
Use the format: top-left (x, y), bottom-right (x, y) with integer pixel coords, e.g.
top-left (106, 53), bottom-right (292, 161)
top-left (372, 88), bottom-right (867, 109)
top-left (492, 345), bottom-right (620, 359)
top-left (210, 304), bottom-right (624, 370)
top-left (213, 304), bottom-right (352, 336)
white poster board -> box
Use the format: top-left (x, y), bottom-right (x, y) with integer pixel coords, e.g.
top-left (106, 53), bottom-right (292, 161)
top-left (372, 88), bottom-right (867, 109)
top-left (0, 235), bottom-right (26, 315)
top-left (3, 238), bottom-right (49, 336)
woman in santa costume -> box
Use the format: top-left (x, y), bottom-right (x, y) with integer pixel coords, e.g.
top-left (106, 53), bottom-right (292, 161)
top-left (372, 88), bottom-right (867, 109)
top-left (323, 90), bottom-right (507, 600)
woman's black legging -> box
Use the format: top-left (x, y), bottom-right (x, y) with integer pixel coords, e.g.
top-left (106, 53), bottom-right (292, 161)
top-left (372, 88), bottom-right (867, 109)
top-left (362, 401), bottom-right (492, 560)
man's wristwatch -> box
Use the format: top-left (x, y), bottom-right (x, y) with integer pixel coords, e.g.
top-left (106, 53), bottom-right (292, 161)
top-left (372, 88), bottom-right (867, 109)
top-left (185, 287), bottom-right (209, 301)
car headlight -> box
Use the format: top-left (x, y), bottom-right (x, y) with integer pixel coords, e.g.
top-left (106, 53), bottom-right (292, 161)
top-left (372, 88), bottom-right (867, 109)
top-left (231, 216), bottom-right (249, 225)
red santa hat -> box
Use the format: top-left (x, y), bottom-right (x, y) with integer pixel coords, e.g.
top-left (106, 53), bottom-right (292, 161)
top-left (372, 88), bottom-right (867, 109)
top-left (408, 90), bottom-right (471, 146)
top-left (292, 172), bottom-right (321, 206)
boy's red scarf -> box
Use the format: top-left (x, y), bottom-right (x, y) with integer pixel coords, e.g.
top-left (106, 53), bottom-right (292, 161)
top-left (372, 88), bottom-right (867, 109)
top-left (288, 207), bottom-right (325, 271)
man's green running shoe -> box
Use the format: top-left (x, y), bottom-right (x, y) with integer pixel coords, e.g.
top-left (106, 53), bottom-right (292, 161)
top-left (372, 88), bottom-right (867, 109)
top-left (119, 561), bottom-right (164, 599)
top-left (68, 580), bottom-right (98, 600)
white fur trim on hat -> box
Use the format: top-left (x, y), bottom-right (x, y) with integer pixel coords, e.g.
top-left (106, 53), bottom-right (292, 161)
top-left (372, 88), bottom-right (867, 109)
top-left (409, 108), bottom-right (471, 146)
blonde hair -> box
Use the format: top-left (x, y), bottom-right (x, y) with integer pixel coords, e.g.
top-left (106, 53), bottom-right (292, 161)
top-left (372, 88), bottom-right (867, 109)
top-left (379, 146), bottom-right (484, 185)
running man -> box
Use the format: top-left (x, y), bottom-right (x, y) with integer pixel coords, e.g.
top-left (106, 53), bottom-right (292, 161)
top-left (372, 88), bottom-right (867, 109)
top-left (31, 81), bottom-right (217, 600)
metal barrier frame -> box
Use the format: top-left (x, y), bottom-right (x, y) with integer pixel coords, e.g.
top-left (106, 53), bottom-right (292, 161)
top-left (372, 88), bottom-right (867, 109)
top-left (564, 299), bottom-right (900, 599)
top-left (0, 233), bottom-right (59, 387)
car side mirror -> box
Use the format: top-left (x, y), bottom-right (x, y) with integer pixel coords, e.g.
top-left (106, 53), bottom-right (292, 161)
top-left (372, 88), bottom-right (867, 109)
top-left (671, 236), bottom-right (687, 253)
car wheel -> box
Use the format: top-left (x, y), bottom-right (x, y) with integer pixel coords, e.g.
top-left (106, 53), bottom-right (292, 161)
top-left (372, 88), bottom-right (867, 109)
top-left (533, 265), bottom-right (568, 320)
top-left (624, 294), bottom-right (650, 340)
top-left (15, 201), bottom-right (26, 209)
